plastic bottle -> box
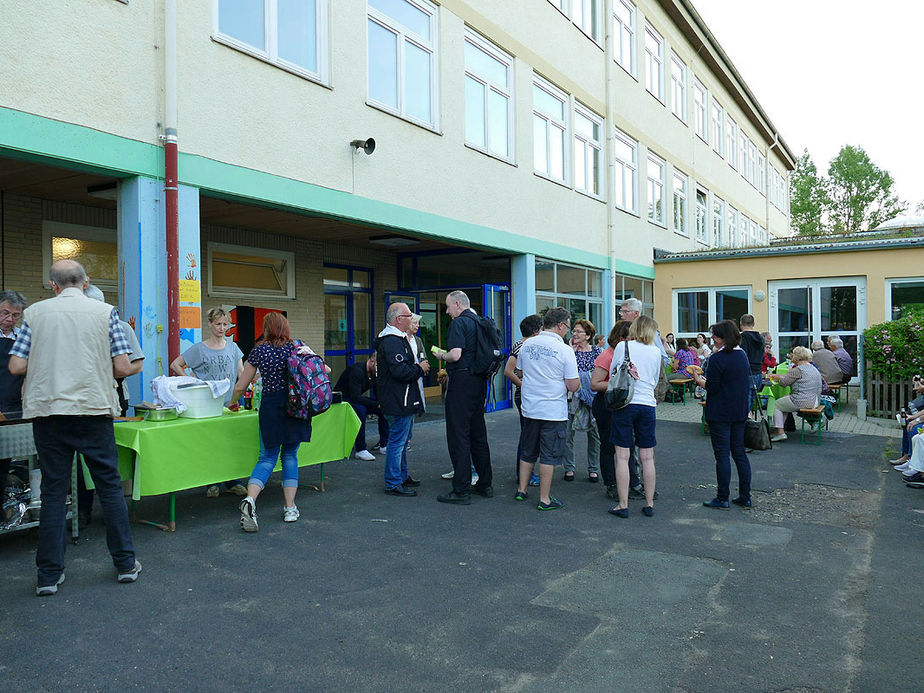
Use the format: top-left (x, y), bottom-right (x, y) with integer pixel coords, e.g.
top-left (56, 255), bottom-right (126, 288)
top-left (253, 377), bottom-right (262, 412)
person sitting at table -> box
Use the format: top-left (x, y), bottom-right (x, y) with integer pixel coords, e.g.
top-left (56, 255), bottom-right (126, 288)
top-left (334, 354), bottom-right (389, 462)
top-left (229, 312), bottom-right (318, 531)
top-left (768, 346), bottom-right (822, 443)
top-left (828, 336), bottom-right (854, 383)
top-left (891, 374), bottom-right (924, 470)
top-left (761, 332), bottom-right (777, 373)
top-left (668, 338), bottom-right (698, 382)
top-left (170, 307), bottom-right (246, 498)
top-left (695, 333), bottom-right (712, 360)
top-left (811, 340), bottom-right (843, 386)
top-left (662, 332), bottom-right (676, 357)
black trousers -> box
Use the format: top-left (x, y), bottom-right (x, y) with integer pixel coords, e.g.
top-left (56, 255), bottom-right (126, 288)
top-left (32, 416), bottom-right (135, 586)
top-left (592, 393), bottom-right (641, 489)
top-left (445, 370), bottom-right (492, 494)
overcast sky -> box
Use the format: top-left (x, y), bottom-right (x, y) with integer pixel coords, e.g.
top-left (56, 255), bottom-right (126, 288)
top-left (692, 0), bottom-right (923, 209)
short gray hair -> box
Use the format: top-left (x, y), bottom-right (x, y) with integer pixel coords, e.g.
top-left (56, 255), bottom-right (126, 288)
top-left (409, 313), bottom-right (421, 327)
top-left (446, 290), bottom-right (470, 308)
top-left (828, 336), bottom-right (843, 348)
top-left (0, 290), bottom-right (26, 310)
top-left (84, 284), bottom-right (106, 302)
top-left (621, 298), bottom-right (642, 314)
top-left (811, 340), bottom-right (824, 351)
top-left (49, 260), bottom-right (88, 288)
top-left (385, 303), bottom-right (405, 325)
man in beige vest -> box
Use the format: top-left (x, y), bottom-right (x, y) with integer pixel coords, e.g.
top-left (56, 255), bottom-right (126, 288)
top-left (9, 260), bottom-right (141, 596)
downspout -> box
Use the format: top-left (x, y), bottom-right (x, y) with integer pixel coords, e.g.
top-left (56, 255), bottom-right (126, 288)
top-left (604, 0), bottom-right (618, 326)
top-left (164, 0), bottom-right (180, 364)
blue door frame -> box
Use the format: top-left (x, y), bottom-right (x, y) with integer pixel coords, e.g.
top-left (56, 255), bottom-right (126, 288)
top-left (324, 264), bottom-right (374, 372)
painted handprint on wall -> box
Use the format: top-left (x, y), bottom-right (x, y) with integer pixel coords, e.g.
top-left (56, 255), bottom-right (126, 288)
top-left (185, 270), bottom-right (196, 280)
top-left (186, 253), bottom-right (197, 268)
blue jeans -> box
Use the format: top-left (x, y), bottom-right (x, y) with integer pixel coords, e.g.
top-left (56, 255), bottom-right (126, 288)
top-left (248, 436), bottom-right (300, 489)
top-left (384, 414), bottom-right (413, 489)
top-left (750, 374), bottom-right (763, 409)
top-left (708, 420), bottom-right (751, 502)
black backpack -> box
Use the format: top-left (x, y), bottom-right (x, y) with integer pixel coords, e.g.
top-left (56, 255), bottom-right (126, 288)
top-left (462, 313), bottom-right (506, 378)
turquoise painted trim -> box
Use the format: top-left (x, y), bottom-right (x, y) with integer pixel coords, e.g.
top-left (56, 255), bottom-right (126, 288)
top-left (0, 106), bottom-right (161, 178)
top-left (611, 257), bottom-right (655, 279)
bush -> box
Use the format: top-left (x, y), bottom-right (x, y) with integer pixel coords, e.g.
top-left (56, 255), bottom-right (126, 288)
top-left (863, 308), bottom-right (924, 380)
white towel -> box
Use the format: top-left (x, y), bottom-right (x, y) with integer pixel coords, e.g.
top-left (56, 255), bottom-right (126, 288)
top-left (150, 375), bottom-right (231, 413)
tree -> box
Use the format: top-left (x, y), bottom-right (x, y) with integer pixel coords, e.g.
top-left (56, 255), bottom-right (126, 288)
top-left (789, 149), bottom-right (828, 236)
top-left (825, 145), bottom-right (905, 234)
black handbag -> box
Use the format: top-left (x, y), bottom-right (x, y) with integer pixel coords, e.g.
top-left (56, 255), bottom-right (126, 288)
top-left (744, 381), bottom-right (772, 450)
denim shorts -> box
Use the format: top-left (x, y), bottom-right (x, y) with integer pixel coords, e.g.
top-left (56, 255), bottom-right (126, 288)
top-left (519, 418), bottom-right (567, 465)
top-left (610, 404), bottom-right (657, 449)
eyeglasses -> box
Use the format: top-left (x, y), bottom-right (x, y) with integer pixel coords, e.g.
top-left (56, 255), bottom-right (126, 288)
top-left (572, 328), bottom-right (585, 334)
top-left (397, 314), bottom-right (412, 319)
top-left (0, 310), bottom-right (21, 320)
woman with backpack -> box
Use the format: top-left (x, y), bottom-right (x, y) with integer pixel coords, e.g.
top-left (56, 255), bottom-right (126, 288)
top-left (228, 312), bottom-right (321, 532)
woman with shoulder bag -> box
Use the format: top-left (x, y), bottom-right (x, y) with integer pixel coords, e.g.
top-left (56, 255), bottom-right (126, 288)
top-left (590, 321), bottom-right (631, 500)
top-left (691, 320), bottom-right (752, 510)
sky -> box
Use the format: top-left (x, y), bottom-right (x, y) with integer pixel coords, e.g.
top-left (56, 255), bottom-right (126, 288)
top-left (691, 0), bottom-right (923, 210)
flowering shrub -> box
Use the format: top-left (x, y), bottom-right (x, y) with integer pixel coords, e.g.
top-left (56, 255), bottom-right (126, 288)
top-left (863, 308), bottom-right (924, 380)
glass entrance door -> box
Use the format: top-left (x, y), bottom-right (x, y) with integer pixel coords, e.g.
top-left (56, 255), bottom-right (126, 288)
top-left (324, 265), bottom-right (374, 383)
top-left (769, 278), bottom-right (866, 376)
top-left (483, 283), bottom-right (511, 411)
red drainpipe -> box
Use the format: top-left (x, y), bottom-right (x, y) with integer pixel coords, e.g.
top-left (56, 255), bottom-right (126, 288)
top-left (165, 135), bottom-right (179, 365)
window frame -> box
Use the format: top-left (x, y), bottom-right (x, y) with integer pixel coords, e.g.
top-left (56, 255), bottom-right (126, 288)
top-left (712, 195), bottom-right (725, 248)
top-left (669, 51), bottom-right (686, 123)
top-left (206, 241), bottom-right (296, 300)
top-left (463, 29), bottom-right (515, 163)
top-left (757, 152), bottom-right (767, 195)
top-left (886, 277), bottom-right (924, 321)
top-left (693, 78), bottom-right (708, 142)
top-left (535, 258), bottom-right (605, 327)
top-left (644, 23), bottom-right (664, 102)
top-left (612, 0), bottom-right (636, 77)
top-left (711, 98), bottom-right (724, 158)
top-left (366, 0), bottom-right (440, 130)
top-left (672, 170), bottom-right (688, 237)
top-left (673, 285), bottom-right (753, 337)
top-left (532, 75), bottom-right (570, 185)
top-left (726, 115), bottom-right (738, 171)
top-left (572, 0), bottom-right (603, 44)
top-left (573, 102), bottom-right (605, 199)
top-left (613, 128), bottom-right (638, 215)
top-left (694, 186), bottom-right (708, 244)
top-left (646, 150), bottom-right (667, 226)
top-left (42, 221), bottom-right (118, 293)
top-left (213, 0), bottom-right (330, 85)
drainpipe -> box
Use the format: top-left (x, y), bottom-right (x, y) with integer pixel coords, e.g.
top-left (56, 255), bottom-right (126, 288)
top-left (604, 0), bottom-right (618, 326)
top-left (765, 132), bottom-right (780, 241)
top-left (164, 0), bottom-right (180, 364)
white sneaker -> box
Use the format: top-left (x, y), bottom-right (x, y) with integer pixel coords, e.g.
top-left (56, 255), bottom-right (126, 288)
top-left (206, 485), bottom-right (220, 498)
top-left (354, 449), bottom-right (376, 461)
top-left (895, 461), bottom-right (912, 472)
top-left (889, 457), bottom-right (908, 466)
top-left (35, 572), bottom-right (65, 597)
top-left (441, 470), bottom-right (455, 479)
top-left (472, 472), bottom-right (479, 485)
top-left (376, 446), bottom-right (387, 455)
top-left (770, 433), bottom-right (788, 442)
top-left (283, 506), bottom-right (299, 522)
top-left (239, 497), bottom-right (258, 532)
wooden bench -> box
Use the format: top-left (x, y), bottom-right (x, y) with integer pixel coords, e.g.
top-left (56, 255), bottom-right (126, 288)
top-left (699, 400), bottom-right (708, 435)
top-left (827, 383), bottom-right (842, 412)
top-left (666, 378), bottom-right (692, 404)
top-left (797, 405), bottom-right (826, 445)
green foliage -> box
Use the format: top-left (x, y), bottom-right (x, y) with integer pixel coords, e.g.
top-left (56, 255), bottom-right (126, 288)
top-left (863, 308), bottom-right (924, 380)
top-left (790, 150), bottom-right (829, 236)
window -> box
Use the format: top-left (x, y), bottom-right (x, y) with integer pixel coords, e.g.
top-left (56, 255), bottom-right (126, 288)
top-left (646, 152), bottom-right (666, 225)
top-left (739, 130), bottom-right (748, 179)
top-left (674, 286), bottom-right (751, 336)
top-left (712, 196), bottom-right (725, 247)
top-left (726, 205), bottom-right (738, 248)
top-left (43, 222), bottom-right (117, 292)
top-left (746, 138), bottom-right (757, 185)
top-left (216, 0), bottom-right (329, 83)
top-left (887, 278), bottom-right (924, 320)
top-left (711, 98), bottom-right (724, 157)
top-left (614, 274), bottom-right (655, 317)
top-left (367, 0), bottom-right (438, 127)
top-left (612, 0), bottom-right (636, 76)
top-left (535, 259), bottom-right (605, 330)
top-left (613, 129), bottom-right (638, 213)
top-left (573, 104), bottom-right (604, 198)
top-left (758, 225), bottom-right (767, 244)
top-left (573, 0), bottom-right (602, 42)
top-left (726, 115), bottom-right (738, 170)
top-left (670, 52), bottom-right (686, 122)
top-left (464, 31), bottom-right (513, 161)
top-left (207, 242), bottom-right (295, 299)
top-left (644, 24), bottom-right (663, 101)
top-left (672, 171), bottom-right (688, 236)
top-left (547, 0), bottom-right (567, 13)
top-left (694, 188), bottom-right (708, 243)
top-left (693, 79), bottom-right (708, 142)
top-left (757, 152), bottom-right (766, 195)
top-left (533, 76), bottom-right (569, 183)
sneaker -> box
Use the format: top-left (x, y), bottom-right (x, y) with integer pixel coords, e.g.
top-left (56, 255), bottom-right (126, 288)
top-left (537, 497), bottom-right (564, 511)
top-left (889, 456), bottom-right (909, 466)
top-left (809, 422), bottom-right (819, 433)
top-left (903, 472), bottom-right (924, 487)
top-left (117, 560), bottom-right (142, 583)
top-left (371, 442), bottom-right (386, 452)
top-left (895, 461), bottom-right (912, 473)
top-left (514, 489), bottom-right (528, 501)
top-left (354, 450), bottom-right (376, 461)
top-left (35, 573), bottom-right (65, 597)
top-left (770, 433), bottom-right (788, 442)
top-left (471, 472), bottom-right (479, 485)
top-left (239, 497), bottom-right (258, 532)
top-left (283, 506), bottom-right (300, 522)
top-left (440, 470), bottom-right (455, 479)
top-left (206, 485), bottom-right (220, 498)
top-left (375, 446), bottom-right (387, 455)
top-left (528, 473), bottom-right (540, 487)
top-left (227, 484), bottom-right (248, 496)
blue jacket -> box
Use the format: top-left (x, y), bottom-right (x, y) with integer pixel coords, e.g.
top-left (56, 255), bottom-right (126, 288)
top-left (704, 347), bottom-right (752, 422)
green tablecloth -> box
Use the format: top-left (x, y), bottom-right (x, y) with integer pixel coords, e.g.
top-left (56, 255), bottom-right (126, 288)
top-left (759, 364), bottom-right (791, 416)
top-left (113, 403), bottom-right (360, 500)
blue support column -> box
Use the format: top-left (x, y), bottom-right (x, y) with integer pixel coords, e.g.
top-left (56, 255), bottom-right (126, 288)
top-left (602, 270), bottom-right (613, 331)
top-left (118, 177), bottom-right (201, 405)
top-left (511, 254), bottom-right (535, 336)
top-left (176, 185), bottom-right (202, 354)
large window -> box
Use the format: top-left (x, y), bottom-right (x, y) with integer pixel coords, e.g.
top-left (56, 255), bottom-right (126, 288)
top-left (646, 152), bottom-right (666, 225)
top-left (711, 98), bottom-right (724, 157)
top-left (672, 171), bottom-right (688, 236)
top-left (613, 129), bottom-right (638, 213)
top-left (216, 0), bottom-right (329, 83)
top-left (726, 115), bottom-right (738, 170)
top-left (612, 0), bottom-right (636, 76)
top-left (207, 242), bottom-right (295, 299)
top-left (675, 287), bottom-right (751, 336)
top-left (757, 152), bottom-right (766, 195)
top-left (694, 187), bottom-right (708, 243)
top-left (644, 24), bottom-right (664, 101)
top-left (712, 196), bottom-right (725, 248)
top-left (573, 0), bottom-right (602, 42)
top-left (535, 259), bottom-right (604, 331)
top-left (670, 52), bottom-right (686, 122)
top-left (693, 79), bottom-right (708, 142)
top-left (464, 31), bottom-right (513, 161)
top-left (887, 278), bottom-right (924, 320)
top-left (533, 76), bottom-right (569, 183)
top-left (614, 274), bottom-right (655, 317)
top-left (43, 222), bottom-right (117, 292)
top-left (367, 0), bottom-right (438, 127)
top-left (573, 103), bottom-right (604, 198)
top-left (726, 205), bottom-right (738, 248)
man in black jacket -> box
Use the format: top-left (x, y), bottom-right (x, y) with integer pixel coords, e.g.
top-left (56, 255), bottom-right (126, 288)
top-left (334, 354), bottom-right (389, 461)
top-left (375, 303), bottom-right (429, 496)
top-left (739, 314), bottom-right (765, 409)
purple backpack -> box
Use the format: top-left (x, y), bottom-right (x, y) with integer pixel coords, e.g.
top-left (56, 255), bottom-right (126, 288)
top-left (285, 341), bottom-right (333, 419)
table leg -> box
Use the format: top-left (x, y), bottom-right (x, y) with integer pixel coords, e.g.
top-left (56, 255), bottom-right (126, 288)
top-left (298, 463), bottom-right (326, 492)
top-left (130, 492), bottom-right (176, 532)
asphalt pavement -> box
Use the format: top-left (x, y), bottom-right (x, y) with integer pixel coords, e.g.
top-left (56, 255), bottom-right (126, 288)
top-left (1, 408), bottom-right (921, 692)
